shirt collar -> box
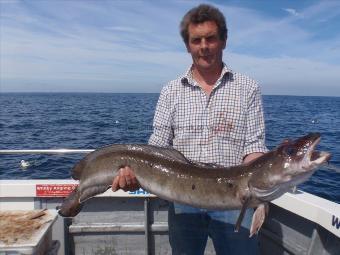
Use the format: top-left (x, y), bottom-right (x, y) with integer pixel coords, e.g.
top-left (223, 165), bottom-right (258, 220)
top-left (180, 63), bottom-right (232, 88)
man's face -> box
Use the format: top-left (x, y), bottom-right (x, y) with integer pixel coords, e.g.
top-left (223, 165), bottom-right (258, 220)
top-left (186, 21), bottom-right (226, 72)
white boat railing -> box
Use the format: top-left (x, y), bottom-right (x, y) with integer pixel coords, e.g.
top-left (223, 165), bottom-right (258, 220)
top-left (0, 149), bottom-right (94, 154)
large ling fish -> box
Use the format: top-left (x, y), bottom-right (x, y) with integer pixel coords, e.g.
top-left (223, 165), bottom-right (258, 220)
top-left (58, 133), bottom-right (331, 236)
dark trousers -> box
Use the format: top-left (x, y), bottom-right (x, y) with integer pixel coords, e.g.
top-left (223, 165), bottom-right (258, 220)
top-left (168, 203), bottom-right (259, 255)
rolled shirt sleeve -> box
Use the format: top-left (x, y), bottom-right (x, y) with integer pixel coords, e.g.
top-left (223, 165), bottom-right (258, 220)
top-left (148, 86), bottom-right (174, 147)
top-left (244, 84), bottom-right (268, 156)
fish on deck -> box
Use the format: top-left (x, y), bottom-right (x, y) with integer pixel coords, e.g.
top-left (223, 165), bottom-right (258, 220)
top-left (58, 133), bottom-right (331, 236)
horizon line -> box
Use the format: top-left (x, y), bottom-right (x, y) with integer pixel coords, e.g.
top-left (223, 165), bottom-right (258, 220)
top-left (1, 91), bottom-right (339, 98)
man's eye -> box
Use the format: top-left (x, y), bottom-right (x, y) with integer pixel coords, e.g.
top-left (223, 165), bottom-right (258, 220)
top-left (206, 36), bottom-right (217, 43)
top-left (191, 38), bottom-right (201, 44)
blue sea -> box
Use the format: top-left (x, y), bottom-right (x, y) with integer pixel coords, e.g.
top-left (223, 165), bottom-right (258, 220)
top-left (0, 93), bottom-right (339, 203)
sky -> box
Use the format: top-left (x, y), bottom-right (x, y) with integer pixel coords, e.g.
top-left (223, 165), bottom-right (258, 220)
top-left (1, 0), bottom-right (340, 96)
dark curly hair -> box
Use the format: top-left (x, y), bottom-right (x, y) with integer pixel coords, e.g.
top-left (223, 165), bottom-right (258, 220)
top-left (180, 4), bottom-right (228, 45)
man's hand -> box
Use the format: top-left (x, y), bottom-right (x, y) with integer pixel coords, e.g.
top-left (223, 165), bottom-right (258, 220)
top-left (112, 166), bottom-right (140, 192)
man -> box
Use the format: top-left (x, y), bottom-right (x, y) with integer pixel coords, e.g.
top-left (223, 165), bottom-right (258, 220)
top-left (112, 4), bottom-right (267, 254)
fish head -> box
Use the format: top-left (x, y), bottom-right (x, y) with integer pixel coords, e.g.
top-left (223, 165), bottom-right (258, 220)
top-left (275, 133), bottom-right (331, 175)
top-left (249, 133), bottom-right (331, 201)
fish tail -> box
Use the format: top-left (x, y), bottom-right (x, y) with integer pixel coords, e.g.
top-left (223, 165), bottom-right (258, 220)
top-left (79, 185), bottom-right (112, 203)
top-left (58, 187), bottom-right (83, 217)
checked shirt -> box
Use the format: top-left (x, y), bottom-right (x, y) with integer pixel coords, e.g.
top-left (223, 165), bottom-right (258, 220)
top-left (148, 64), bottom-right (267, 167)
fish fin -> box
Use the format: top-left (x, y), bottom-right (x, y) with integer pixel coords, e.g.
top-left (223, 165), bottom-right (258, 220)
top-left (234, 197), bottom-right (250, 233)
top-left (249, 203), bottom-right (268, 237)
top-left (189, 161), bottom-right (224, 168)
top-left (137, 144), bottom-right (191, 164)
top-left (143, 145), bottom-right (190, 163)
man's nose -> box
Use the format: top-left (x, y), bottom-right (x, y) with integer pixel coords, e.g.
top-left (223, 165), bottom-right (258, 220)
top-left (200, 38), bottom-right (208, 49)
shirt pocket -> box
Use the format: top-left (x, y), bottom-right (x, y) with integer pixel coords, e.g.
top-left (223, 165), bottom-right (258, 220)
top-left (213, 109), bottom-right (246, 164)
top-left (213, 109), bottom-right (246, 141)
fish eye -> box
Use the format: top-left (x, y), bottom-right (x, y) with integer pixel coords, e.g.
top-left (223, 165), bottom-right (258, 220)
top-left (284, 146), bottom-right (297, 156)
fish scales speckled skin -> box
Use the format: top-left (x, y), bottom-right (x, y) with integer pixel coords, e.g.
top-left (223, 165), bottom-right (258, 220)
top-left (73, 144), bottom-right (253, 209)
top-left (59, 134), bottom-right (331, 236)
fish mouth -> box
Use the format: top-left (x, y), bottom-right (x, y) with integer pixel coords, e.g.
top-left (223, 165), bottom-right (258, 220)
top-left (278, 135), bottom-right (331, 194)
top-left (305, 136), bottom-right (331, 169)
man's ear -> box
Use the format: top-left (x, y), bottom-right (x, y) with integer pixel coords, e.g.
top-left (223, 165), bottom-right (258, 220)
top-left (185, 43), bottom-right (191, 53)
top-left (223, 38), bottom-right (227, 49)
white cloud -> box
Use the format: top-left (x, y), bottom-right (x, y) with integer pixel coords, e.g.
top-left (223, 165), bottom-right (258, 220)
top-left (105, 26), bottom-right (138, 33)
top-left (283, 8), bottom-right (300, 17)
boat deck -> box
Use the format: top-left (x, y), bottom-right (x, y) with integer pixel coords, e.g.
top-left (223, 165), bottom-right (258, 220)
top-left (0, 180), bottom-right (339, 254)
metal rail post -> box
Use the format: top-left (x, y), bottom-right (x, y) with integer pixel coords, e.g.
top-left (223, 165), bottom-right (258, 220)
top-left (144, 197), bottom-right (151, 255)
